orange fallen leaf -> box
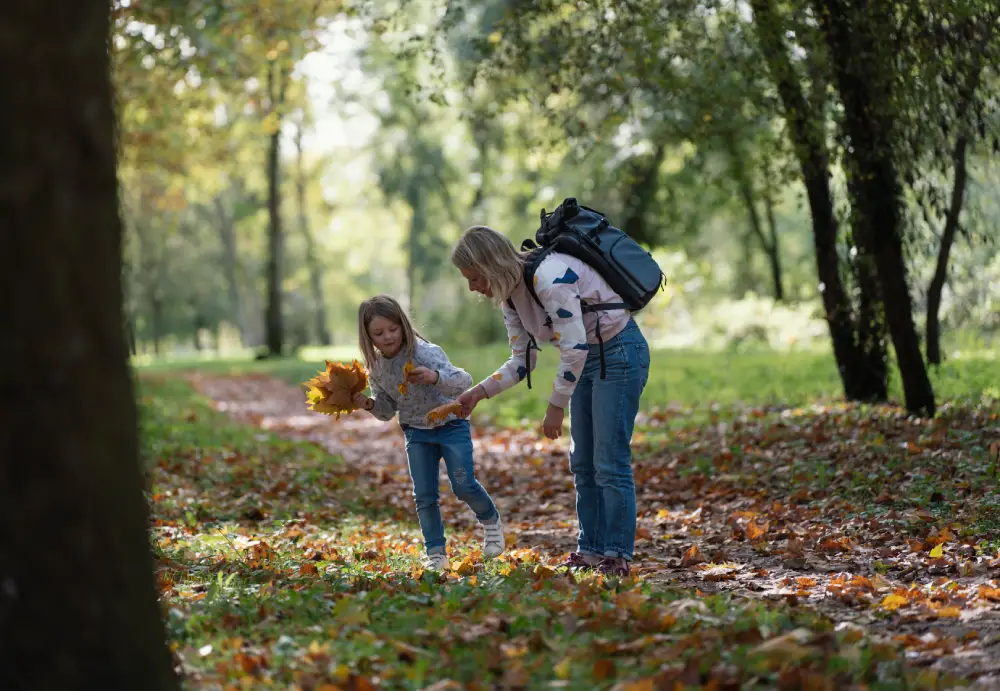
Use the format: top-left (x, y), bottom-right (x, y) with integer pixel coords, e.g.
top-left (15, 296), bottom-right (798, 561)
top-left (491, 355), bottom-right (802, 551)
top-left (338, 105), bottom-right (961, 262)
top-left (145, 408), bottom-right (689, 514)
top-left (681, 544), bottom-right (706, 567)
top-left (303, 360), bottom-right (368, 418)
top-left (746, 521), bottom-right (769, 541)
top-left (592, 658), bottom-right (616, 681)
top-left (936, 606), bottom-right (961, 618)
top-left (424, 401), bottom-right (463, 426)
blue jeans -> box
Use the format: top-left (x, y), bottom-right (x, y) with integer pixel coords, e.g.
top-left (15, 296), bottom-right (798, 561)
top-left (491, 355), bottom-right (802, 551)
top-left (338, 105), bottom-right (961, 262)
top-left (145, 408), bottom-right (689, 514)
top-left (569, 319), bottom-right (649, 561)
top-left (403, 419), bottom-right (499, 552)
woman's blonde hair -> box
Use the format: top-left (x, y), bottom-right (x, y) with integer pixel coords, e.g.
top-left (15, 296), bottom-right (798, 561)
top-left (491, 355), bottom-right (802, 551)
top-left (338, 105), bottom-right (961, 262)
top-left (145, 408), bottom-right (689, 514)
top-left (451, 225), bottom-right (526, 304)
top-left (357, 295), bottom-right (423, 370)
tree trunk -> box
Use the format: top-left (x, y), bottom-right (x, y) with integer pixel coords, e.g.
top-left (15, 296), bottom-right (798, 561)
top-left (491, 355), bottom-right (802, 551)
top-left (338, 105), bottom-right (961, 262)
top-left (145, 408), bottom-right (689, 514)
top-left (151, 294), bottom-right (163, 357)
top-left (762, 185), bottom-right (784, 301)
top-left (0, 2), bottom-right (178, 688)
top-left (405, 178), bottom-right (426, 312)
top-left (926, 135), bottom-right (968, 366)
top-left (735, 167), bottom-right (783, 301)
top-left (294, 125), bottom-right (331, 346)
top-left (751, 0), bottom-right (886, 402)
top-left (620, 142), bottom-right (667, 246)
top-left (819, 0), bottom-right (935, 416)
top-left (264, 62), bottom-right (286, 357)
top-left (213, 196), bottom-right (249, 346)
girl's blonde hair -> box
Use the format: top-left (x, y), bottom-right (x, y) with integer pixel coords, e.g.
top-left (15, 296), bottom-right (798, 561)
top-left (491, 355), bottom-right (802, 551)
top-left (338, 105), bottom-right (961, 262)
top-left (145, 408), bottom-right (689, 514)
top-left (357, 295), bottom-right (423, 370)
top-left (451, 225), bottom-right (526, 305)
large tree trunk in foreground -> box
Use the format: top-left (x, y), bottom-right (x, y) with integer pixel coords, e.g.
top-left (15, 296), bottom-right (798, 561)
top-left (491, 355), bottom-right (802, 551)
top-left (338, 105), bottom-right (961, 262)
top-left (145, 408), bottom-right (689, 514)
top-left (820, 0), bottom-right (935, 416)
top-left (0, 2), bottom-right (178, 688)
top-left (751, 0), bottom-right (887, 403)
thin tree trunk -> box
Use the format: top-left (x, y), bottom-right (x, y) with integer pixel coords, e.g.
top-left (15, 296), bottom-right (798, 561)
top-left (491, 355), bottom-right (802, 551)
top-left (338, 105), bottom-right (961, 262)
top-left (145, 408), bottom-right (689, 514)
top-left (0, 1), bottom-right (178, 688)
top-left (265, 61), bottom-right (286, 357)
top-left (751, 0), bottom-right (886, 402)
top-left (295, 125), bottom-right (331, 346)
top-left (213, 196), bottom-right (249, 346)
top-left (736, 169), bottom-right (783, 301)
top-left (819, 0), bottom-right (935, 416)
top-left (926, 135), bottom-right (968, 365)
top-left (762, 185), bottom-right (784, 301)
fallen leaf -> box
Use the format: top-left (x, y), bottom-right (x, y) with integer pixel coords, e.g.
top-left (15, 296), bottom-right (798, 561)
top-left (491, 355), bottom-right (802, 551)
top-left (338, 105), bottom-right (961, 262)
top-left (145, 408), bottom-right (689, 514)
top-left (592, 659), bottom-right (616, 681)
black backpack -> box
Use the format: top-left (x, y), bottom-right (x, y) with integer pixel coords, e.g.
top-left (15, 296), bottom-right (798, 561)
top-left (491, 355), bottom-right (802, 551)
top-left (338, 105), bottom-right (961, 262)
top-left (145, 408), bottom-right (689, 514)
top-left (506, 198), bottom-right (664, 388)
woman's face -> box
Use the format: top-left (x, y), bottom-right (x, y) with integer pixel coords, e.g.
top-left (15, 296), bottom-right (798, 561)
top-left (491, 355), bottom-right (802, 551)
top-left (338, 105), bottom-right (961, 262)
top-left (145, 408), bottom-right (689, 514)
top-left (460, 267), bottom-right (493, 298)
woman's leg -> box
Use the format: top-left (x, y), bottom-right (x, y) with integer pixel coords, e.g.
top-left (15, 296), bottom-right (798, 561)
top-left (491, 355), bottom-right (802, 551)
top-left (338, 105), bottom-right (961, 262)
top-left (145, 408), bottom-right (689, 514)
top-left (404, 429), bottom-right (446, 553)
top-left (589, 324), bottom-right (650, 562)
top-left (569, 366), bottom-right (603, 560)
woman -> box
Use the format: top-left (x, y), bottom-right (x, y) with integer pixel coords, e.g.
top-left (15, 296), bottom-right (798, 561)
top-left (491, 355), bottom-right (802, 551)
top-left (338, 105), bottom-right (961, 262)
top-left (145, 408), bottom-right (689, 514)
top-left (452, 225), bottom-right (650, 577)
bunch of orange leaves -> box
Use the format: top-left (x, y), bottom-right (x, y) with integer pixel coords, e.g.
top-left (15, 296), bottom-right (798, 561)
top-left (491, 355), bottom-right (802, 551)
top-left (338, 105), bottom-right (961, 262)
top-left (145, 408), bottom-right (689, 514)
top-left (303, 360), bottom-right (368, 418)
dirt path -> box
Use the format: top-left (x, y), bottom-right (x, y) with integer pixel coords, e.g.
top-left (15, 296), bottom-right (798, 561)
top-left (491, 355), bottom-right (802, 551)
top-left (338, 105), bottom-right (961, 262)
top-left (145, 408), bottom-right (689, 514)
top-left (189, 372), bottom-right (1000, 687)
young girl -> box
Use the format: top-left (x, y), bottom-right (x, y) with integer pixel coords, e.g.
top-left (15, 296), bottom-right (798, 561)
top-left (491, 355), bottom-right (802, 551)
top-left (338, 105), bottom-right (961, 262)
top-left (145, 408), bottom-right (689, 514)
top-left (351, 294), bottom-right (504, 571)
top-left (451, 226), bottom-right (649, 578)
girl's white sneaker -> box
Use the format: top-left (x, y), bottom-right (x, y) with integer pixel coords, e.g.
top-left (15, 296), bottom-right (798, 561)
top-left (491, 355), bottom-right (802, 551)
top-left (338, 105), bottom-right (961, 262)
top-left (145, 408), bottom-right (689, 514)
top-left (482, 516), bottom-right (505, 558)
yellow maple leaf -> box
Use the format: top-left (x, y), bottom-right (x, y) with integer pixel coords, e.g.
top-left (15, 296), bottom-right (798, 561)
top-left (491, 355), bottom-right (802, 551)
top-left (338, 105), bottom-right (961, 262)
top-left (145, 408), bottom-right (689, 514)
top-left (881, 593), bottom-right (909, 610)
top-left (398, 360), bottom-right (415, 396)
top-left (303, 360), bottom-right (368, 418)
top-left (553, 657), bottom-right (572, 680)
top-left (930, 543), bottom-right (944, 558)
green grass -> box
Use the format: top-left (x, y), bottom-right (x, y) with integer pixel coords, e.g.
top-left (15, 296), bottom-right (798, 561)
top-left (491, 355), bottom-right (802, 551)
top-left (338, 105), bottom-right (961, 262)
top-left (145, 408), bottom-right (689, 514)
top-left (140, 375), bottom-right (958, 690)
top-left (136, 344), bottom-right (1000, 427)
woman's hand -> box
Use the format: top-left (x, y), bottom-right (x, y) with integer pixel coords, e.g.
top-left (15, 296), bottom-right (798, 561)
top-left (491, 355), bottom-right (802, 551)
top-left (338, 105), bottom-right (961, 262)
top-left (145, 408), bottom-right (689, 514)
top-left (406, 366), bottom-right (439, 385)
top-left (542, 403), bottom-right (564, 440)
top-left (457, 385), bottom-right (487, 418)
top-left (352, 392), bottom-right (374, 411)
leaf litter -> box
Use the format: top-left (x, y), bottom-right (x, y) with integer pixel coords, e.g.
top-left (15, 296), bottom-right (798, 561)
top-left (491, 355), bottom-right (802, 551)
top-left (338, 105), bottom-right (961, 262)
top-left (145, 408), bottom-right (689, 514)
top-left (146, 371), bottom-right (1000, 688)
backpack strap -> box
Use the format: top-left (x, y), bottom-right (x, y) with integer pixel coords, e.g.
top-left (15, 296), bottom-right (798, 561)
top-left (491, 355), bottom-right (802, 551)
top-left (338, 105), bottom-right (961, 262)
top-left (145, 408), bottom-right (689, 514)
top-left (579, 301), bottom-right (629, 380)
top-left (504, 295), bottom-right (539, 389)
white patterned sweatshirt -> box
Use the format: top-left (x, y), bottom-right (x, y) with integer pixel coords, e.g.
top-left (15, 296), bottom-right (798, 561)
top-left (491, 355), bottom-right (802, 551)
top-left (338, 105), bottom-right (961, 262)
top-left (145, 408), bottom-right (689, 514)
top-left (478, 252), bottom-right (631, 409)
top-left (368, 340), bottom-right (473, 429)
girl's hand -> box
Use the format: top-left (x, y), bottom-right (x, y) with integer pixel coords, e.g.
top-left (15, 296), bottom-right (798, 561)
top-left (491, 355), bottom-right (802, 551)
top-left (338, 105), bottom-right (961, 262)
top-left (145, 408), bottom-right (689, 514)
top-left (406, 366), bottom-right (439, 385)
top-left (457, 385), bottom-right (487, 418)
top-left (542, 403), bottom-right (564, 440)
top-left (352, 392), bottom-right (374, 411)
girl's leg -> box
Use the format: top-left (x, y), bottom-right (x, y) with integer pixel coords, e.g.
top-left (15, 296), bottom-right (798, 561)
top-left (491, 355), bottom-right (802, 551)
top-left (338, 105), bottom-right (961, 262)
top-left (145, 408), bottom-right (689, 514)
top-left (404, 429), bottom-right (446, 553)
top-left (569, 366), bottom-right (603, 560)
top-left (438, 420), bottom-right (498, 523)
top-left (439, 420), bottom-right (504, 557)
top-left (590, 324), bottom-right (650, 562)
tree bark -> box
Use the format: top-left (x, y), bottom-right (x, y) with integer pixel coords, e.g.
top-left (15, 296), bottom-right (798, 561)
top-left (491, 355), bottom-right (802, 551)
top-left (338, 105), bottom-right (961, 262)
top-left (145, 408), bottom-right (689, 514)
top-left (926, 135), bottom-right (968, 366)
top-left (819, 0), bottom-right (935, 416)
top-left (213, 195), bottom-right (250, 346)
top-left (0, 1), bottom-right (178, 689)
top-left (264, 61), bottom-right (286, 357)
top-left (620, 142), bottom-right (667, 246)
top-left (762, 184), bottom-right (784, 302)
top-left (294, 124), bottom-right (331, 346)
top-left (751, 0), bottom-right (886, 402)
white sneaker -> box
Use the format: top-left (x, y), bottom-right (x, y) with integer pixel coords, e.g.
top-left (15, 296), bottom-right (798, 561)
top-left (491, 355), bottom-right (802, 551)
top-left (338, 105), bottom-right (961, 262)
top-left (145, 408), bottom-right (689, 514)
top-left (423, 550), bottom-right (449, 572)
top-left (482, 516), bottom-right (505, 558)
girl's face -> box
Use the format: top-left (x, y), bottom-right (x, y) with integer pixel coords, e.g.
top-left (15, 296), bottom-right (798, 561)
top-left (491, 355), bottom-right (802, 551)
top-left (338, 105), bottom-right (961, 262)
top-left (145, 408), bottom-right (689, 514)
top-left (367, 315), bottom-right (403, 358)
top-left (460, 267), bottom-right (492, 298)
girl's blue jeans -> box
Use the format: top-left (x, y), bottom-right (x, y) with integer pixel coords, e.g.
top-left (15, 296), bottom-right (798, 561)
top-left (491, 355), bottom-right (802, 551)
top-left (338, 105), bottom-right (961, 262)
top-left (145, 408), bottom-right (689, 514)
top-left (569, 319), bottom-right (650, 561)
top-left (403, 419), bottom-right (498, 552)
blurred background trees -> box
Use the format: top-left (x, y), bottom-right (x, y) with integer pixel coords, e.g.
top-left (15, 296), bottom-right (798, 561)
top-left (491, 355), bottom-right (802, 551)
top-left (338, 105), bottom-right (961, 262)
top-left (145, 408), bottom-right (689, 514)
top-left (113, 0), bottom-right (1000, 415)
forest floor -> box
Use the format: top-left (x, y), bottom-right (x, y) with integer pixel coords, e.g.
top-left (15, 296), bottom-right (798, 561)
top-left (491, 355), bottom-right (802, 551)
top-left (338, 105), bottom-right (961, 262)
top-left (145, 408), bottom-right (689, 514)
top-left (143, 356), bottom-right (1000, 690)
